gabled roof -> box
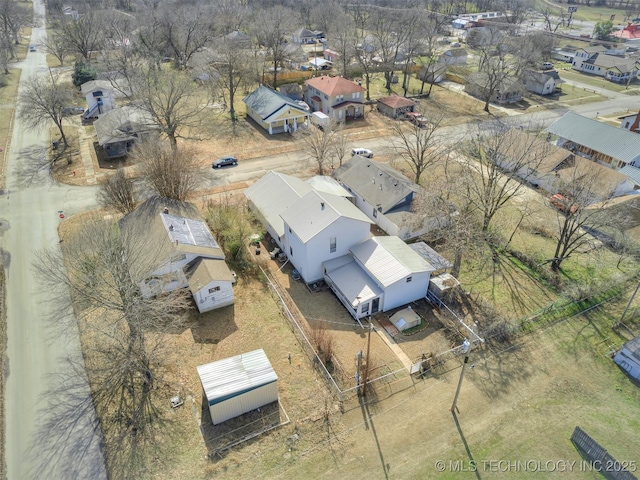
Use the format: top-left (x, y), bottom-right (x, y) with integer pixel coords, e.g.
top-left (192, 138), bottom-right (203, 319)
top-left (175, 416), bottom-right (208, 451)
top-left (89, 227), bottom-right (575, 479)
top-left (548, 112), bottom-right (640, 165)
top-left (223, 30), bottom-right (252, 47)
top-left (93, 106), bottom-right (155, 146)
top-left (293, 27), bottom-right (316, 38)
top-left (501, 128), bottom-right (572, 173)
top-left (444, 48), bottom-right (467, 57)
top-left (526, 70), bottom-right (556, 87)
top-left (333, 156), bottom-right (420, 214)
top-left (409, 241), bottom-right (453, 271)
top-left (351, 236), bottom-right (433, 287)
top-left (585, 53), bottom-right (638, 72)
top-left (197, 349), bottom-right (277, 406)
top-left (244, 171), bottom-right (313, 238)
top-left (619, 165), bottom-right (640, 186)
top-left (305, 76), bottom-right (366, 96)
top-left (280, 190), bottom-right (372, 243)
top-left (577, 45), bottom-right (608, 54)
top-left (306, 175), bottom-right (353, 198)
top-left (556, 156), bottom-right (631, 199)
top-left (377, 95), bottom-right (417, 109)
top-left (187, 258), bottom-right (235, 294)
top-left (119, 197), bottom-right (224, 282)
top-left (243, 85), bottom-right (309, 121)
top-left (80, 80), bottom-right (113, 94)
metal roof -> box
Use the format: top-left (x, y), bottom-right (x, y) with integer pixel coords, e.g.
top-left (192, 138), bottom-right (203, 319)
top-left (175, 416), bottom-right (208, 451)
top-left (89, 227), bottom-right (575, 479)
top-left (160, 213), bottom-right (219, 248)
top-left (619, 165), bottom-right (640, 186)
top-left (306, 175), bottom-right (353, 198)
top-left (197, 349), bottom-right (278, 406)
top-left (244, 172), bottom-right (313, 238)
top-left (280, 190), bottom-right (372, 243)
top-left (322, 257), bottom-right (382, 306)
top-left (350, 236), bottom-right (432, 287)
top-left (548, 112), bottom-right (640, 165)
top-left (243, 85), bottom-right (309, 121)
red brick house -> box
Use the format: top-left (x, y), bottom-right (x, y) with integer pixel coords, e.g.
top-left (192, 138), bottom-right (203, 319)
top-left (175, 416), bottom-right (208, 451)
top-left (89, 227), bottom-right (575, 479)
top-left (304, 76), bottom-right (366, 122)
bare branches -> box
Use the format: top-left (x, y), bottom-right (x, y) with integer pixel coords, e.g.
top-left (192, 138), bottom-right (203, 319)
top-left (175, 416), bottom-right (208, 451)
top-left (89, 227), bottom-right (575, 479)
top-left (298, 123), bottom-right (340, 175)
top-left (132, 142), bottom-right (199, 201)
top-left (97, 167), bottom-right (138, 214)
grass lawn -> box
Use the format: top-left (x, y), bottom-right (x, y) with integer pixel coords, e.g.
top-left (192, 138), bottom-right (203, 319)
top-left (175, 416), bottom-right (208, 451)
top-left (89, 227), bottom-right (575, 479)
top-left (559, 69), bottom-right (640, 94)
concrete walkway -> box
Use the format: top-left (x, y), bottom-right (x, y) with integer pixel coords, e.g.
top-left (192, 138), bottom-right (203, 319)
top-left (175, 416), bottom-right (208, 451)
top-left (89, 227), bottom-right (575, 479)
top-left (75, 120), bottom-right (100, 185)
top-left (370, 318), bottom-right (414, 369)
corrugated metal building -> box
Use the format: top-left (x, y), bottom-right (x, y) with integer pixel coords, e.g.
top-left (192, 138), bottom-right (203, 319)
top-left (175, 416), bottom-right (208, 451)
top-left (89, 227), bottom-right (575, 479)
top-left (197, 349), bottom-right (279, 425)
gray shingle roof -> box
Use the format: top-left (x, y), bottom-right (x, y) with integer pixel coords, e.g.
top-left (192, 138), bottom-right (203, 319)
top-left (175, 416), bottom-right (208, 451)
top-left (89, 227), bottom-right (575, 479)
top-left (333, 156), bottom-right (419, 214)
top-left (548, 112), bottom-right (640, 166)
top-left (93, 106), bottom-right (155, 145)
top-left (243, 85), bottom-right (309, 121)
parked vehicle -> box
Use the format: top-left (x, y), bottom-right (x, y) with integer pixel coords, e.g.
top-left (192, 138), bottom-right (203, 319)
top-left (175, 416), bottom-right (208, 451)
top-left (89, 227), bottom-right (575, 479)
top-left (549, 193), bottom-right (578, 214)
top-left (212, 156), bottom-right (238, 168)
top-left (29, 45), bottom-right (36, 52)
top-left (405, 112), bottom-right (428, 128)
top-left (351, 148), bottom-right (373, 158)
top-left (542, 62), bottom-right (554, 70)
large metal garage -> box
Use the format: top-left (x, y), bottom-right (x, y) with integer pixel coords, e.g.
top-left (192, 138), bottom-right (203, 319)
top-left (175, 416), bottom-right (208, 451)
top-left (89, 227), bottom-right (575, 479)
top-left (197, 349), bottom-right (279, 425)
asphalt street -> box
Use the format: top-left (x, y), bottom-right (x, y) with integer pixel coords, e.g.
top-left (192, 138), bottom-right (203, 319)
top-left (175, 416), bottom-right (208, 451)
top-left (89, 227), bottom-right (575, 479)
top-left (0, 0), bottom-right (107, 478)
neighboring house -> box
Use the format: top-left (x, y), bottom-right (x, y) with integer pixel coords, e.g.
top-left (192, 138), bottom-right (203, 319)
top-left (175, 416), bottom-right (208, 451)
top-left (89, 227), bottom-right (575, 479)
top-left (324, 49), bottom-right (340, 63)
top-left (243, 85), bottom-right (310, 135)
top-left (376, 95), bottom-right (416, 119)
top-left (619, 165), bottom-right (640, 189)
top-left (279, 83), bottom-right (303, 101)
top-left (118, 197), bottom-right (235, 313)
top-left (552, 46), bottom-right (577, 63)
top-left (282, 42), bottom-right (308, 70)
top-left (548, 112), bottom-right (640, 169)
top-left (323, 236), bottom-right (435, 319)
top-left (554, 155), bottom-right (637, 199)
top-left (525, 70), bottom-right (563, 95)
top-left (418, 62), bottom-right (447, 85)
top-left (465, 73), bottom-right (523, 104)
top-left (292, 27), bottom-right (323, 44)
top-left (613, 335), bottom-right (640, 383)
top-left (304, 75), bottom-right (366, 122)
top-left (93, 106), bottom-right (156, 159)
top-left (571, 46), bottom-right (640, 83)
top-left (333, 156), bottom-right (447, 240)
top-left (619, 109), bottom-right (640, 132)
top-left (81, 80), bottom-right (116, 119)
top-left (222, 30), bottom-right (252, 49)
top-left (439, 48), bottom-right (468, 65)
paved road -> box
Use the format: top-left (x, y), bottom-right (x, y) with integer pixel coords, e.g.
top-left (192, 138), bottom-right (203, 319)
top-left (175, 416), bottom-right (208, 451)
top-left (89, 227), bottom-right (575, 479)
top-left (1, 0), bottom-right (107, 478)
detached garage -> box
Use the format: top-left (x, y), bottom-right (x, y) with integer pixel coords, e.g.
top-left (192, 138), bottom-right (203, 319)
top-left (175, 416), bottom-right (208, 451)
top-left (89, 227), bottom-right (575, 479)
top-left (197, 349), bottom-right (279, 425)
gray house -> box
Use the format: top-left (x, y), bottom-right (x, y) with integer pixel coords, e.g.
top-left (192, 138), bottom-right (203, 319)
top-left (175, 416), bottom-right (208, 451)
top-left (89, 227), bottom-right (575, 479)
top-left (243, 85), bottom-right (310, 135)
top-left (93, 106), bottom-right (156, 159)
top-left (525, 70), bottom-right (563, 95)
top-left (465, 73), bottom-right (523, 104)
top-left (439, 48), bottom-right (468, 65)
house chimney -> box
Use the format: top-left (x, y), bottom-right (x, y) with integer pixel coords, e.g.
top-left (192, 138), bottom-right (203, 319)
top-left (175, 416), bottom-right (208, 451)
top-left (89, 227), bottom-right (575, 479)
top-left (163, 207), bottom-right (169, 214)
top-left (169, 224), bottom-right (174, 231)
top-left (629, 108), bottom-right (640, 133)
top-left (321, 202), bottom-right (325, 210)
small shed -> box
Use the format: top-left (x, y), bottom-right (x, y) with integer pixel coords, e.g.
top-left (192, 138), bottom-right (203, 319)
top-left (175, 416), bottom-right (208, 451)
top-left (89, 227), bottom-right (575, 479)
top-left (197, 349), bottom-right (279, 425)
top-left (389, 306), bottom-right (421, 332)
top-left (428, 272), bottom-right (460, 300)
top-left (377, 95), bottom-right (417, 119)
top-left (613, 335), bottom-right (640, 382)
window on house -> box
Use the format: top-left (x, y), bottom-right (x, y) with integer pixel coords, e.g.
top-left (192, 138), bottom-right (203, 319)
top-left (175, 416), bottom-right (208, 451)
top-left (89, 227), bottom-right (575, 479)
top-left (330, 236), bottom-right (337, 253)
top-left (406, 276), bottom-right (413, 283)
top-left (373, 208), bottom-right (377, 218)
top-left (324, 94), bottom-right (328, 100)
top-left (361, 303), bottom-right (369, 315)
top-left (208, 286), bottom-right (220, 294)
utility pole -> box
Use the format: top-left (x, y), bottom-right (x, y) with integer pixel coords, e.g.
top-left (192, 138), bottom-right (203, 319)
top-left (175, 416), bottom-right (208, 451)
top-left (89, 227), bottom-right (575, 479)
top-left (450, 321), bottom-right (482, 413)
top-left (361, 322), bottom-right (373, 396)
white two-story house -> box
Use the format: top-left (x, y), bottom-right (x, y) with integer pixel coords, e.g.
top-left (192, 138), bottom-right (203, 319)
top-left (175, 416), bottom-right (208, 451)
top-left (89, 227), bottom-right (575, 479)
top-left (304, 75), bottom-right (366, 122)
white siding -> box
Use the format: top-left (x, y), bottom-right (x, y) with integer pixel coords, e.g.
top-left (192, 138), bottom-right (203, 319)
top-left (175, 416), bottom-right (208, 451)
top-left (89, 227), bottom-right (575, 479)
top-left (209, 382), bottom-right (279, 425)
top-left (284, 216), bottom-right (371, 283)
top-left (381, 271), bottom-right (430, 312)
top-left (194, 280), bottom-right (234, 313)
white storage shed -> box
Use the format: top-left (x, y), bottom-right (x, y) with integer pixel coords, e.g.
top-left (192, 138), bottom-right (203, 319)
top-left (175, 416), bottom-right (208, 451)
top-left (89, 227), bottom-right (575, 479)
top-left (389, 306), bottom-right (421, 332)
top-left (197, 349), bottom-right (279, 425)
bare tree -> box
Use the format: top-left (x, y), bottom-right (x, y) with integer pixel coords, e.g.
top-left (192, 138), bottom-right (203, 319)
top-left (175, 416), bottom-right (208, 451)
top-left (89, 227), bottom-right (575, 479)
top-left (133, 142), bottom-right (199, 201)
top-left (18, 73), bottom-right (74, 148)
top-left (548, 163), bottom-right (619, 271)
top-left (458, 121), bottom-right (550, 232)
top-left (211, 33), bottom-right (253, 121)
top-left (0, 0), bottom-right (30, 59)
top-left (540, 7), bottom-right (566, 33)
top-left (132, 67), bottom-right (210, 152)
top-left (38, 31), bottom-right (71, 66)
top-left (159, 5), bottom-right (215, 69)
top-left (54, 9), bottom-right (105, 61)
top-left (330, 127), bottom-right (350, 169)
top-left (253, 6), bottom-right (295, 88)
top-left (298, 123), bottom-right (339, 175)
top-left (325, 14), bottom-right (354, 78)
top-left (34, 215), bottom-right (191, 478)
top-left (392, 111), bottom-right (450, 185)
top-left (97, 167), bottom-right (137, 214)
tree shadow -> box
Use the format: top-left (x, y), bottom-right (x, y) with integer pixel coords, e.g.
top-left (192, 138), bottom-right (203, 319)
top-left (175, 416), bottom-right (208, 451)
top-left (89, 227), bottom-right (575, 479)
top-left (10, 144), bottom-right (54, 188)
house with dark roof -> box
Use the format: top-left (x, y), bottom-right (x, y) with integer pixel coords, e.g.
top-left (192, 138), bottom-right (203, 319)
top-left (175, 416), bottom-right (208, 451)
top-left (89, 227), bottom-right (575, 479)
top-left (304, 75), bottom-right (366, 121)
top-left (93, 106), bottom-right (157, 159)
top-left (333, 156), bottom-right (450, 240)
top-left (465, 73), bottom-right (523, 104)
top-left (292, 27), bottom-right (323, 44)
top-left (243, 85), bottom-right (310, 135)
top-left (548, 112), bottom-right (640, 170)
top-left (118, 197), bottom-right (235, 312)
top-left (376, 95), bottom-right (416, 119)
top-left (525, 70), bottom-right (563, 95)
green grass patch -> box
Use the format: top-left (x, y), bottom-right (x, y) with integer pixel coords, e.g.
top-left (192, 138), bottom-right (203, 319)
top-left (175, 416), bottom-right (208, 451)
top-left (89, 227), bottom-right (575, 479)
top-left (559, 69), bottom-right (636, 93)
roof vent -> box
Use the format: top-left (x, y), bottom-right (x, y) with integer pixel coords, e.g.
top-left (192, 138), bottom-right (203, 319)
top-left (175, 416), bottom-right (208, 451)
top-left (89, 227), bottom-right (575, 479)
top-left (163, 207), bottom-right (169, 214)
top-left (321, 202), bottom-right (325, 210)
top-left (169, 224), bottom-right (174, 231)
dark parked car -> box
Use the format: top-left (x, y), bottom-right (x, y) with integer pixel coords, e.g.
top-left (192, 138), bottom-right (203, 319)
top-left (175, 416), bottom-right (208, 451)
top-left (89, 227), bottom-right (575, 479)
top-left (212, 156), bottom-right (238, 168)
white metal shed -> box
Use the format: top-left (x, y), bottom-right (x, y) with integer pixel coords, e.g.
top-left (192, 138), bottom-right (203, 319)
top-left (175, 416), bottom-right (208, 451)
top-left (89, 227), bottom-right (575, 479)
top-left (197, 349), bottom-right (279, 425)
